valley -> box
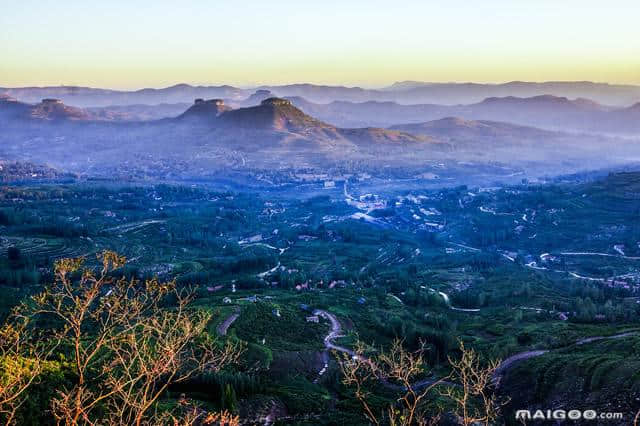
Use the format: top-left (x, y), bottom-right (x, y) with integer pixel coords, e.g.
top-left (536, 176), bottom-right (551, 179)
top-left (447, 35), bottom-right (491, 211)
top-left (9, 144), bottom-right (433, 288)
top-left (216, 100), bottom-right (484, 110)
top-left (1, 170), bottom-right (639, 424)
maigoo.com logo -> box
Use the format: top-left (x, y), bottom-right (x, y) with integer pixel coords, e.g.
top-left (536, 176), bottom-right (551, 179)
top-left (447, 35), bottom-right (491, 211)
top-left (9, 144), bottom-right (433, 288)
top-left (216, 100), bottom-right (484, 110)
top-left (515, 409), bottom-right (624, 421)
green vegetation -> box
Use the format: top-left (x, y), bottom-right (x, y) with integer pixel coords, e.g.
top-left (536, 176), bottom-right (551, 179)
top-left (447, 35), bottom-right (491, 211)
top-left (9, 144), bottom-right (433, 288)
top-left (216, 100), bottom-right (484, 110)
top-left (1, 172), bottom-right (639, 424)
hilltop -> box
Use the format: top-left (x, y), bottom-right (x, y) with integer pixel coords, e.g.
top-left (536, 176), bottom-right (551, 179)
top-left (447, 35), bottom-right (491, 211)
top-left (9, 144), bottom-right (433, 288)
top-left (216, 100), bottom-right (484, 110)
top-left (0, 96), bottom-right (93, 123)
top-left (178, 98), bottom-right (231, 121)
top-left (219, 98), bottom-right (336, 133)
top-left (29, 98), bottom-right (91, 121)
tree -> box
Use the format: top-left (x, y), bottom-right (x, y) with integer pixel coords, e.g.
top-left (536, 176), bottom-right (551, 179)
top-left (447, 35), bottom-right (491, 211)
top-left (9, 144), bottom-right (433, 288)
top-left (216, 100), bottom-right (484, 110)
top-left (340, 339), bottom-right (505, 425)
top-left (441, 341), bottom-right (504, 426)
top-left (0, 315), bottom-right (57, 426)
top-left (339, 339), bottom-right (442, 426)
top-left (220, 383), bottom-right (238, 413)
top-left (9, 251), bottom-right (243, 426)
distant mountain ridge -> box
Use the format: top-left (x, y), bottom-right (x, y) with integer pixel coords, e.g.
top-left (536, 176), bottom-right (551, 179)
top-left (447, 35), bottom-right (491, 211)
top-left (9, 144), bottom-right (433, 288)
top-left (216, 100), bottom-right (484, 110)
top-left (0, 84), bottom-right (247, 108)
top-left (389, 117), bottom-right (558, 147)
top-left (3, 80), bottom-right (640, 107)
top-left (380, 80), bottom-right (640, 106)
top-left (282, 94), bottom-right (640, 135)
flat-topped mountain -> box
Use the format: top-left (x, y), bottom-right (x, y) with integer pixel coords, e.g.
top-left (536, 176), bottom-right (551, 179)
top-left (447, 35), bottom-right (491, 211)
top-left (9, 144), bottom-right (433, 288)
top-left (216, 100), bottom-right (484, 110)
top-left (29, 98), bottom-right (91, 121)
top-left (0, 97), bottom-right (91, 122)
top-left (219, 97), bottom-right (335, 133)
top-left (178, 98), bottom-right (231, 120)
top-left (0, 93), bottom-right (18, 102)
top-left (184, 97), bottom-right (426, 145)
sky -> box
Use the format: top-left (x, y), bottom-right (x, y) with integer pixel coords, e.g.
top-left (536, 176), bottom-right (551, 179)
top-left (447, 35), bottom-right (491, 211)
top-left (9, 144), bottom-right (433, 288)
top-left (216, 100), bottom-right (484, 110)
top-left (1, 0), bottom-right (639, 89)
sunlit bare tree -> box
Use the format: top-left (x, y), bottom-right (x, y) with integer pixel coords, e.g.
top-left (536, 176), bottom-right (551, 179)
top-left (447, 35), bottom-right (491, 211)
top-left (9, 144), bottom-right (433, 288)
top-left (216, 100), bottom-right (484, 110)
top-left (15, 251), bottom-right (243, 426)
top-left (340, 338), bottom-right (442, 425)
top-left (441, 341), bottom-right (503, 426)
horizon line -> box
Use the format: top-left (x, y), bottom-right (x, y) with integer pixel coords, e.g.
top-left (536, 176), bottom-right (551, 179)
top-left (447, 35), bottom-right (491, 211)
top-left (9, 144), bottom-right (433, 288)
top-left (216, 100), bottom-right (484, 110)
top-left (2, 79), bottom-right (640, 92)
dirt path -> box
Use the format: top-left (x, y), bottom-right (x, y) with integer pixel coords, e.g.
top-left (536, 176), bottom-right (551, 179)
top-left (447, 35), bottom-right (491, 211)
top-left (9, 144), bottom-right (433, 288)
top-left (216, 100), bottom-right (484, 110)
top-left (217, 307), bottom-right (240, 336)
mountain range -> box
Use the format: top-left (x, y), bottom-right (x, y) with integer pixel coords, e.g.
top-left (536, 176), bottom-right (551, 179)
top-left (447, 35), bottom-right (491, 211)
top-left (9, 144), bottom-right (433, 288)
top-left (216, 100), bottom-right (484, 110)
top-left (3, 81), bottom-right (640, 107)
top-left (281, 94), bottom-right (640, 135)
top-left (8, 88), bottom-right (637, 136)
top-left (0, 95), bottom-right (437, 176)
top-left (1, 90), bottom-right (638, 180)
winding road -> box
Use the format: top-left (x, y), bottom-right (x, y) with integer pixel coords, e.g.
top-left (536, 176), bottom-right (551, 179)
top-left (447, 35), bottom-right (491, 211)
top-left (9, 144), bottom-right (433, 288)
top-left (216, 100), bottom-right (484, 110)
top-left (491, 331), bottom-right (639, 386)
top-left (313, 309), bottom-right (455, 389)
top-left (314, 309), bottom-right (359, 357)
top-left (314, 309), bottom-right (639, 391)
top-left (217, 307), bottom-right (241, 336)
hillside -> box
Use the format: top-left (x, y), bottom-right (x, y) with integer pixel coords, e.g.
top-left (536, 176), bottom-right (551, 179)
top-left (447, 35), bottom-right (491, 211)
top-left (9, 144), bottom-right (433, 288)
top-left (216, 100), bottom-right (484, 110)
top-left (390, 117), bottom-right (556, 143)
top-left (338, 127), bottom-right (432, 145)
top-left (0, 160), bottom-right (74, 182)
top-left (86, 102), bottom-right (191, 121)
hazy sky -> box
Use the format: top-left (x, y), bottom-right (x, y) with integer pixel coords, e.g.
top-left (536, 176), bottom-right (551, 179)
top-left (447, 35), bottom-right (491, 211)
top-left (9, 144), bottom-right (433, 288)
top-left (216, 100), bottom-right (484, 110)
top-left (1, 0), bottom-right (639, 89)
